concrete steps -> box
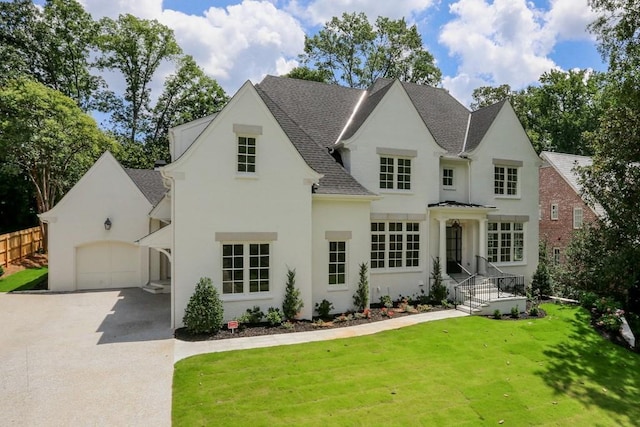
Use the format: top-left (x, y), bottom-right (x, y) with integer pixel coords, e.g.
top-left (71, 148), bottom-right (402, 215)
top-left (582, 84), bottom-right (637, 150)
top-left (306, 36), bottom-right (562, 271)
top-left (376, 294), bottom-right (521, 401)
top-left (142, 280), bottom-right (170, 294)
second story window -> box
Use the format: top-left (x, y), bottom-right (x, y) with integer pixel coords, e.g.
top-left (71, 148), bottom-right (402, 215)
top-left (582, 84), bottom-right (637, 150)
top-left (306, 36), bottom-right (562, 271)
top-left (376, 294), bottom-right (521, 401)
top-left (237, 136), bottom-right (256, 173)
top-left (494, 165), bottom-right (518, 196)
top-left (550, 203), bottom-right (559, 220)
top-left (573, 207), bottom-right (584, 229)
top-left (379, 157), bottom-right (411, 190)
top-left (442, 168), bottom-right (454, 188)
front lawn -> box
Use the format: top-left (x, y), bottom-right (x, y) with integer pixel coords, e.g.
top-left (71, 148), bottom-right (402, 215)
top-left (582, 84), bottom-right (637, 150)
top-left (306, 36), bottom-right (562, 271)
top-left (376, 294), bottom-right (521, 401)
top-left (173, 304), bottom-right (640, 426)
top-left (0, 267), bottom-right (48, 292)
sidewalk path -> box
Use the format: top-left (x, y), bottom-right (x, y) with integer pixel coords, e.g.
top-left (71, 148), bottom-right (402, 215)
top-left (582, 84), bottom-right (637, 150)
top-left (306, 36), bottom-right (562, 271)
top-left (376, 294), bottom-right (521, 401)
top-left (174, 309), bottom-right (468, 362)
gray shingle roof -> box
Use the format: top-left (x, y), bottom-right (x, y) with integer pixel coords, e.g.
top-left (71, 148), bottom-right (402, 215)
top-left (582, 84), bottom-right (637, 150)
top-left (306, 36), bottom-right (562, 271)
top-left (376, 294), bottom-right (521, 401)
top-left (255, 81), bottom-right (374, 196)
top-left (254, 75), bottom-right (508, 195)
top-left (400, 81), bottom-right (470, 154)
top-left (466, 100), bottom-right (506, 152)
top-left (124, 169), bottom-right (166, 206)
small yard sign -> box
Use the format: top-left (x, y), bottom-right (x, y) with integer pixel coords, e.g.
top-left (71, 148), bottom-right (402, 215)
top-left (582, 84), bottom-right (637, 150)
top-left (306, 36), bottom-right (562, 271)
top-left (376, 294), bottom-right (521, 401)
top-left (227, 320), bottom-right (239, 333)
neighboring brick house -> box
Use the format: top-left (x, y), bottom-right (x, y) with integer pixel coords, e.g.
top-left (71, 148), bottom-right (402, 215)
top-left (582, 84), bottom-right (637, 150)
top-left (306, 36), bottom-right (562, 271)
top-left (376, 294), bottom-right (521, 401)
top-left (539, 151), bottom-right (602, 264)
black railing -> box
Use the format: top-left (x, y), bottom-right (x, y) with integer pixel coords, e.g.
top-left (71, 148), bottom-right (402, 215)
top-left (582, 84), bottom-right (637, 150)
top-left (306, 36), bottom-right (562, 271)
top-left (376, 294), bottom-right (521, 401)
top-left (454, 274), bottom-right (526, 312)
top-left (475, 255), bottom-right (504, 277)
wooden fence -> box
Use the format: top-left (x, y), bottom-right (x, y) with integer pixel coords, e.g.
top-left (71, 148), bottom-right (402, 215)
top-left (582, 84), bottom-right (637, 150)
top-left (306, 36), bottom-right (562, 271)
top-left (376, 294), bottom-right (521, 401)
top-left (0, 226), bottom-right (43, 267)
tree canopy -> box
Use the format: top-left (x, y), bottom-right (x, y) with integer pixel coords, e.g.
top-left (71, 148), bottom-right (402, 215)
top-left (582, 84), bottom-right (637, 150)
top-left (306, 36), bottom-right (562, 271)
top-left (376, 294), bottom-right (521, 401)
top-left (0, 78), bottom-right (117, 216)
top-left (299, 12), bottom-right (441, 88)
top-left (471, 69), bottom-right (605, 155)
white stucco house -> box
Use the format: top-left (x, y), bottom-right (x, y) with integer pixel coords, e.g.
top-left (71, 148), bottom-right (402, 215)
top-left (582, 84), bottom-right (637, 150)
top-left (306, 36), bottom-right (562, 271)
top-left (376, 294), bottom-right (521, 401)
top-left (41, 76), bottom-right (539, 327)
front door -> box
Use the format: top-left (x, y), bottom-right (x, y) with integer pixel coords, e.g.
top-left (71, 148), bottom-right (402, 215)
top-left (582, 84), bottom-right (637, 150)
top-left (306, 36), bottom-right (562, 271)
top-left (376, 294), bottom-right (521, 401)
top-left (446, 226), bottom-right (462, 274)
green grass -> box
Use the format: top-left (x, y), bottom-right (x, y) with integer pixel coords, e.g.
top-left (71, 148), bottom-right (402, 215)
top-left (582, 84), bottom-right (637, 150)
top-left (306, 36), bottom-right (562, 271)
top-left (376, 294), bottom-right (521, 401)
top-left (0, 267), bottom-right (48, 292)
top-left (173, 304), bottom-right (640, 426)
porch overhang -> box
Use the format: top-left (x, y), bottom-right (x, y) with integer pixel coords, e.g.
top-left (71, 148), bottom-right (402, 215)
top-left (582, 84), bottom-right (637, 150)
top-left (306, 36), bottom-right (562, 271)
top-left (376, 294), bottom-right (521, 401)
top-left (137, 224), bottom-right (172, 251)
top-left (427, 201), bottom-right (497, 218)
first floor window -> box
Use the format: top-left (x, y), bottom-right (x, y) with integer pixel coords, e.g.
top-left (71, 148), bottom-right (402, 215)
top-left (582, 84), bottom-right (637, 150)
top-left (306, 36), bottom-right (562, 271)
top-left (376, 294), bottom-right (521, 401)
top-left (487, 222), bottom-right (524, 263)
top-left (237, 136), bottom-right (256, 173)
top-left (371, 221), bottom-right (420, 269)
top-left (551, 203), bottom-right (559, 220)
top-left (573, 207), bottom-right (584, 229)
top-left (371, 222), bottom-right (386, 268)
top-left (222, 243), bottom-right (269, 294)
top-left (553, 247), bottom-right (561, 265)
top-left (329, 241), bottom-right (346, 285)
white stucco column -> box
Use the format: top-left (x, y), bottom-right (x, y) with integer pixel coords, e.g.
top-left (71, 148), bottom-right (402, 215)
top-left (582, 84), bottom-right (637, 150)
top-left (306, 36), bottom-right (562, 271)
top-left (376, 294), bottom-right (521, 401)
top-left (438, 218), bottom-right (447, 269)
top-left (478, 218), bottom-right (487, 275)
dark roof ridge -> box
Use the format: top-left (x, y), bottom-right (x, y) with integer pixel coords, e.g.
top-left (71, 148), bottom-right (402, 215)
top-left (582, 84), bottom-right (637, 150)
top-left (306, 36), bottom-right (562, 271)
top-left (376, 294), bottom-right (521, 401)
top-left (464, 100), bottom-right (507, 152)
top-left (123, 168), bottom-right (166, 207)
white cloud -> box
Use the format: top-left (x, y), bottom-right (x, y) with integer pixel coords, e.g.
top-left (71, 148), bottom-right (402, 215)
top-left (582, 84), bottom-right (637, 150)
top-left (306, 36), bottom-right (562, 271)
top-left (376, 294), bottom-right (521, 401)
top-left (79, 0), bottom-right (162, 19)
top-left (80, 1), bottom-right (306, 94)
top-left (288, 0), bottom-right (437, 25)
top-left (544, 0), bottom-right (597, 41)
top-left (439, 0), bottom-right (592, 103)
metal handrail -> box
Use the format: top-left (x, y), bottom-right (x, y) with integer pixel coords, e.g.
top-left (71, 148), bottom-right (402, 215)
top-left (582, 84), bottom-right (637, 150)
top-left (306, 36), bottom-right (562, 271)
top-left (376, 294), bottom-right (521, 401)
top-left (455, 272), bottom-right (526, 313)
top-left (456, 262), bottom-right (473, 277)
top-left (476, 255), bottom-right (505, 277)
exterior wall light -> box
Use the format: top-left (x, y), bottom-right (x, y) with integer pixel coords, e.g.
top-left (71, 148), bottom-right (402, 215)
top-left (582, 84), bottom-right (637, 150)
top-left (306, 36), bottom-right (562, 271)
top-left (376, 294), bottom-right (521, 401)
top-left (104, 218), bottom-right (112, 230)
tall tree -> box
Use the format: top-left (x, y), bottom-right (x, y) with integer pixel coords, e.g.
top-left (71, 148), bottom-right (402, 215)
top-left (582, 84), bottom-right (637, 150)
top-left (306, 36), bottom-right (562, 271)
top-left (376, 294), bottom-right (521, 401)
top-left (145, 55), bottom-right (229, 163)
top-left (283, 66), bottom-right (331, 83)
top-left (0, 78), bottom-right (117, 244)
top-left (300, 12), bottom-right (441, 88)
top-left (0, 0), bottom-right (101, 110)
top-left (523, 69), bottom-right (605, 154)
top-left (561, 0), bottom-right (640, 311)
top-left (471, 69), bottom-right (605, 154)
top-left (470, 84), bottom-right (516, 110)
top-left (96, 14), bottom-right (182, 146)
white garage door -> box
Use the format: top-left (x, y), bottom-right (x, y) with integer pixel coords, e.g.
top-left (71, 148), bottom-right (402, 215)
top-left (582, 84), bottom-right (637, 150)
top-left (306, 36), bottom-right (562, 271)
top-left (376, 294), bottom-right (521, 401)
top-left (76, 242), bottom-right (141, 290)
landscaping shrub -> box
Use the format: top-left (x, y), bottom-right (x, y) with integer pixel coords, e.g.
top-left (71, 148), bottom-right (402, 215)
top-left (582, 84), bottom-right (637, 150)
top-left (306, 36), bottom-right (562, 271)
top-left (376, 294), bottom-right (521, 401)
top-left (315, 299), bottom-right (334, 318)
top-left (282, 268), bottom-right (303, 320)
top-left (379, 295), bottom-right (393, 308)
top-left (0, 265), bottom-right (4, 278)
top-left (528, 305), bottom-right (539, 316)
top-left (510, 305), bottom-right (520, 318)
top-left (238, 306), bottom-right (264, 324)
top-left (430, 257), bottom-right (447, 303)
top-left (183, 277), bottom-right (224, 334)
top-left (352, 262), bottom-right (369, 311)
top-left (266, 307), bottom-right (283, 326)
top-left (531, 241), bottom-right (552, 297)
top-left (493, 309), bottom-right (501, 319)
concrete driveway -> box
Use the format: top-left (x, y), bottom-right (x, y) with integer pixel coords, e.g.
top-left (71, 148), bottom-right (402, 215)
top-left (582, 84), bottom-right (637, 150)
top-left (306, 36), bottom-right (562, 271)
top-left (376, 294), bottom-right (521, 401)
top-left (0, 288), bottom-right (173, 427)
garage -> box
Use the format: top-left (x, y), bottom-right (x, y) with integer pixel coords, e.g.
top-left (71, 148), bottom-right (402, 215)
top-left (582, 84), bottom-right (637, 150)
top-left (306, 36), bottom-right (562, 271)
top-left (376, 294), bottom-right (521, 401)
top-left (75, 241), bottom-right (141, 290)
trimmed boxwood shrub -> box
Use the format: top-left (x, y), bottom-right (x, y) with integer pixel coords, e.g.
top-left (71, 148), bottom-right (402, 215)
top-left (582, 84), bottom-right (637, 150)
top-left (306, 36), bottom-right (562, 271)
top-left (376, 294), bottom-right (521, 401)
top-left (183, 277), bottom-right (224, 334)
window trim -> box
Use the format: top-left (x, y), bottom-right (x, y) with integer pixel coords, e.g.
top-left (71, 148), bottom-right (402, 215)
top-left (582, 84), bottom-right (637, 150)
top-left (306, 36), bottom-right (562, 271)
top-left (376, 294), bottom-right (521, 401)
top-left (573, 207), bottom-right (584, 229)
top-left (221, 242), bottom-right (272, 298)
top-left (487, 221), bottom-right (526, 265)
top-left (442, 167), bottom-right (455, 189)
top-left (379, 156), bottom-right (413, 192)
top-left (550, 203), bottom-right (559, 220)
top-left (328, 240), bottom-right (348, 287)
top-left (493, 165), bottom-right (520, 198)
top-left (370, 220), bottom-right (421, 271)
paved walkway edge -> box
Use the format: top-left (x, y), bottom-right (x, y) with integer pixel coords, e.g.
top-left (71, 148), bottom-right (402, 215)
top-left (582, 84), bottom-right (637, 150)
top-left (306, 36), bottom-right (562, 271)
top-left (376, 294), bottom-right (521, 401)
top-left (174, 309), bottom-right (468, 362)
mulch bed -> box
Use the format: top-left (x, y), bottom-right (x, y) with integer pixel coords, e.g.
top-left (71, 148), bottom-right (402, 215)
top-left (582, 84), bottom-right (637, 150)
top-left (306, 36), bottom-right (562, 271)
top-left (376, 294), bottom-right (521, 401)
top-left (175, 305), bottom-right (451, 342)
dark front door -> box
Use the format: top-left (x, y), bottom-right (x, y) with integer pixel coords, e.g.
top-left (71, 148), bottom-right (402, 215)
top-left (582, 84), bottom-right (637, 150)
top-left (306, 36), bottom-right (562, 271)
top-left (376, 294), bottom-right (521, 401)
top-left (446, 225), bottom-right (462, 274)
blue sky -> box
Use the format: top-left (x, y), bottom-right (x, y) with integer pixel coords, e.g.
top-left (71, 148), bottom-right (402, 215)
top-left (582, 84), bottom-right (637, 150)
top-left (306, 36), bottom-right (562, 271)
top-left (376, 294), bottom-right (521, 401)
top-left (74, 0), bottom-right (606, 107)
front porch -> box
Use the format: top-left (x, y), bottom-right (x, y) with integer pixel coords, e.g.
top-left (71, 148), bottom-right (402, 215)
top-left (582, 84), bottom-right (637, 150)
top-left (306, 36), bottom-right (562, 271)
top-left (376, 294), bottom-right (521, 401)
top-left (451, 269), bottom-right (527, 315)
